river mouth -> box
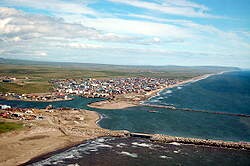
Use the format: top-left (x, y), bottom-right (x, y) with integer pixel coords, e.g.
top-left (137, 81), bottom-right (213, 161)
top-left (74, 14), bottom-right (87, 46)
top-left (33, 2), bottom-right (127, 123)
top-left (25, 137), bottom-right (250, 166)
top-left (1, 71), bottom-right (250, 165)
top-left (1, 71), bottom-right (250, 143)
top-left (1, 96), bottom-right (250, 143)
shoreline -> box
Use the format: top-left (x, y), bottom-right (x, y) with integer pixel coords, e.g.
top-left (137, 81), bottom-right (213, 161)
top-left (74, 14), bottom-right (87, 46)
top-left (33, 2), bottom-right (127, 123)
top-left (88, 100), bottom-right (137, 110)
top-left (0, 96), bottom-right (74, 102)
top-left (143, 71), bottom-right (226, 102)
top-left (22, 130), bottom-right (250, 165)
top-left (2, 70), bottom-right (247, 165)
top-left (22, 133), bottom-right (250, 165)
top-left (88, 71), bottom-right (224, 110)
top-left (19, 140), bottom-right (90, 166)
top-left (0, 109), bottom-right (126, 166)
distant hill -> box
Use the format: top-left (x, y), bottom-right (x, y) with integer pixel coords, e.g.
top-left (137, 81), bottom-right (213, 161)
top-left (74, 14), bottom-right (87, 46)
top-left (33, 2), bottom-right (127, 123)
top-left (0, 58), bottom-right (240, 73)
top-left (0, 58), bottom-right (241, 94)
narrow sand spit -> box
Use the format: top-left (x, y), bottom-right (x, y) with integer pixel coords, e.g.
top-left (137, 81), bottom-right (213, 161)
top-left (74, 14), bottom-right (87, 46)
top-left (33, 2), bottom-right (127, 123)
top-left (89, 100), bottom-right (137, 109)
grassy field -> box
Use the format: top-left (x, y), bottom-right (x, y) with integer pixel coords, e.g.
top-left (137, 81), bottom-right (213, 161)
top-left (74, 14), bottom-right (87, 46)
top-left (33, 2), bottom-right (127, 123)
top-left (0, 82), bottom-right (51, 94)
top-left (0, 121), bottom-right (23, 133)
top-left (0, 64), bottom-right (229, 94)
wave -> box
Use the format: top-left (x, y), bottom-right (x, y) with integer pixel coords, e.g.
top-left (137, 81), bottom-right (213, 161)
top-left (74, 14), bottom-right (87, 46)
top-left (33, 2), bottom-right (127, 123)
top-left (169, 142), bottom-right (181, 146)
top-left (116, 143), bottom-right (127, 148)
top-left (67, 164), bottom-right (80, 166)
top-left (132, 142), bottom-right (152, 148)
top-left (67, 163), bottom-right (80, 166)
top-left (159, 155), bottom-right (172, 159)
top-left (119, 151), bottom-right (138, 158)
top-left (165, 90), bottom-right (172, 94)
top-left (147, 99), bottom-right (161, 103)
top-left (158, 97), bottom-right (164, 100)
top-left (173, 150), bottom-right (181, 154)
top-left (30, 138), bottom-right (113, 166)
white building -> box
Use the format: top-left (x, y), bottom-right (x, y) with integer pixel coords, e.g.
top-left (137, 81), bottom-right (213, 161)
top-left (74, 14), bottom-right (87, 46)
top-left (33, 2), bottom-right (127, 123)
top-left (0, 104), bottom-right (11, 109)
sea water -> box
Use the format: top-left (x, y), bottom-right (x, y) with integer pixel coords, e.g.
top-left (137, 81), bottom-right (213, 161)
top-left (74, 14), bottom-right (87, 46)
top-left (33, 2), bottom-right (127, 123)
top-left (27, 137), bottom-right (250, 166)
top-left (1, 71), bottom-right (250, 165)
top-left (1, 71), bottom-right (250, 142)
top-left (146, 70), bottom-right (250, 115)
top-left (95, 71), bottom-right (250, 142)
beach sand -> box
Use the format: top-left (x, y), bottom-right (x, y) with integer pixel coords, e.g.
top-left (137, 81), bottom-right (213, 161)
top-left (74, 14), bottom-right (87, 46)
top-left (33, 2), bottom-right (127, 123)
top-left (0, 72), bottom-right (226, 165)
top-left (89, 100), bottom-right (137, 109)
top-left (0, 109), bottom-right (125, 166)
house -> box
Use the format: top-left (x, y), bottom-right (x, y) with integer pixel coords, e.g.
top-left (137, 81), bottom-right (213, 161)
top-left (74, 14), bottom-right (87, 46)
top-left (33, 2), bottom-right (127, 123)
top-left (0, 104), bottom-right (11, 109)
top-left (2, 79), bottom-right (12, 83)
top-left (25, 110), bottom-right (33, 114)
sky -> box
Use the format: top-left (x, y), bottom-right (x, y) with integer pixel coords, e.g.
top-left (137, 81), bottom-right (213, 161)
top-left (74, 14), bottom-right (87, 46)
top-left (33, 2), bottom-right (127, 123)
top-left (0, 0), bottom-right (249, 68)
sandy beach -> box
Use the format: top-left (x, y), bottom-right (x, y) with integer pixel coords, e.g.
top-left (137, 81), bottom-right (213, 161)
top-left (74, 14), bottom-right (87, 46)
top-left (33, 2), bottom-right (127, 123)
top-left (0, 71), bottom-right (248, 165)
top-left (0, 72), bottom-right (229, 165)
top-left (0, 109), bottom-right (126, 166)
top-left (89, 100), bottom-right (137, 109)
top-left (88, 72), bottom-right (220, 110)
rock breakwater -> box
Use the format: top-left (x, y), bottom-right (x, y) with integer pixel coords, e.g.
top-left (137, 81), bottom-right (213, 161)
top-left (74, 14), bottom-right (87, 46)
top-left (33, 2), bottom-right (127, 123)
top-left (142, 104), bottom-right (250, 118)
top-left (151, 134), bottom-right (250, 150)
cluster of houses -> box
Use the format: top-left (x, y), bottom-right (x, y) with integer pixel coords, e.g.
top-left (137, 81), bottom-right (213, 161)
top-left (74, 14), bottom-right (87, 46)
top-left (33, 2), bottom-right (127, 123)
top-left (0, 76), bottom-right (30, 83)
top-left (0, 104), bottom-right (11, 110)
top-left (0, 105), bottom-right (44, 121)
top-left (0, 76), bottom-right (17, 83)
top-left (0, 76), bottom-right (179, 101)
top-left (51, 77), bottom-right (178, 99)
top-left (0, 92), bottom-right (70, 102)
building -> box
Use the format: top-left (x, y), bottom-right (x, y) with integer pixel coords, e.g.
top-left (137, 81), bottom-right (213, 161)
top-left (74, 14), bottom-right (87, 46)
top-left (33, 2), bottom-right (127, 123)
top-left (0, 105), bottom-right (11, 109)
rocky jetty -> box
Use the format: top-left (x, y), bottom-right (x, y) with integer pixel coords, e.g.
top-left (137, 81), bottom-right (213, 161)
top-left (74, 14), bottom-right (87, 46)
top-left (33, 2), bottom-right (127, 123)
top-left (142, 104), bottom-right (250, 118)
top-left (151, 134), bottom-right (250, 150)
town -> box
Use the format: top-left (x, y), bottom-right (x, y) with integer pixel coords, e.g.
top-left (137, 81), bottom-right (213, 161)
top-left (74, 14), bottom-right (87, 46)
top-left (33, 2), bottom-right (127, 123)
top-left (0, 76), bottom-right (179, 102)
top-left (0, 92), bottom-right (71, 102)
top-left (51, 77), bottom-right (179, 99)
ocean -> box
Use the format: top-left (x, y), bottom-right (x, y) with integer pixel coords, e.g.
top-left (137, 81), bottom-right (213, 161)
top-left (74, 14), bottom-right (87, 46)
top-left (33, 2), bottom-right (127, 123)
top-left (1, 70), bottom-right (250, 165)
top-left (97, 71), bottom-right (250, 142)
top-left (27, 137), bottom-right (250, 166)
top-left (145, 70), bottom-right (250, 115)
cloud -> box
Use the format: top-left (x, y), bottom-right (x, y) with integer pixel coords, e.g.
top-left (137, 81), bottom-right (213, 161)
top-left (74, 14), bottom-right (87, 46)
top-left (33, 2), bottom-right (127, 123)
top-left (1, 7), bottom-right (188, 46)
top-left (108, 0), bottom-right (224, 18)
top-left (0, 7), bottom-right (143, 43)
top-left (36, 52), bottom-right (48, 57)
top-left (0, 0), bottom-right (97, 16)
top-left (66, 43), bottom-right (103, 49)
top-left (126, 14), bottom-right (192, 24)
top-left (0, 1), bottom-right (249, 67)
top-left (82, 17), bottom-right (192, 39)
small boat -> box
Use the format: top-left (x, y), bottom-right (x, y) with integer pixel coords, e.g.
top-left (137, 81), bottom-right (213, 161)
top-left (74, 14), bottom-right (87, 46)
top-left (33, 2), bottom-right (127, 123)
top-left (148, 110), bottom-right (158, 113)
